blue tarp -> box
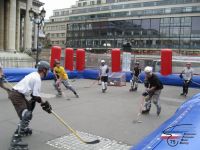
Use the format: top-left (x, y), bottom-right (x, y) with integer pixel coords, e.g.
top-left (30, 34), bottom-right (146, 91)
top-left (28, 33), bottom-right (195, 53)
top-left (131, 93), bottom-right (200, 150)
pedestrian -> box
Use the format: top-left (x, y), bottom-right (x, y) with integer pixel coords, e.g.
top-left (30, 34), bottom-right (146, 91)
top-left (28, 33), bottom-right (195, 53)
top-left (8, 61), bottom-right (52, 150)
top-left (180, 62), bottom-right (194, 96)
top-left (53, 60), bottom-right (79, 98)
top-left (99, 60), bottom-right (109, 93)
top-left (141, 66), bottom-right (163, 116)
top-left (129, 62), bottom-right (141, 91)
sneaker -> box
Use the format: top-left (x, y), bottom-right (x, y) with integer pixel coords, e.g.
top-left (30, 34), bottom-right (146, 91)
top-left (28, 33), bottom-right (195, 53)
top-left (180, 93), bottom-right (184, 96)
top-left (56, 93), bottom-right (62, 97)
top-left (184, 93), bottom-right (187, 97)
top-left (141, 109), bottom-right (150, 114)
top-left (75, 94), bottom-right (79, 98)
top-left (157, 106), bottom-right (161, 116)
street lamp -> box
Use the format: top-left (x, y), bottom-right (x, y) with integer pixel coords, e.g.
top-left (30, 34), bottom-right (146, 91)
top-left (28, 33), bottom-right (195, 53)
top-left (29, 8), bottom-right (46, 67)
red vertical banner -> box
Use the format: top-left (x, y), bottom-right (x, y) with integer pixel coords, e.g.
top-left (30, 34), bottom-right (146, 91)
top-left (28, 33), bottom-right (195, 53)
top-left (50, 46), bottom-right (61, 69)
top-left (76, 49), bottom-right (85, 71)
top-left (65, 48), bottom-right (74, 71)
top-left (111, 48), bottom-right (121, 72)
top-left (161, 49), bottom-right (172, 76)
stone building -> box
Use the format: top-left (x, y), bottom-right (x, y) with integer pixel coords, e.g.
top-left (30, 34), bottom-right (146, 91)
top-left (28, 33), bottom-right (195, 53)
top-left (0, 0), bottom-right (44, 52)
top-left (44, 8), bottom-right (70, 48)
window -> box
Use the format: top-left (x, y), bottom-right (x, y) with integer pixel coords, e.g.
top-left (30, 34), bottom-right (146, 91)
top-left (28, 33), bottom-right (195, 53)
top-left (97, 0), bottom-right (101, 4)
top-left (78, 3), bottom-right (82, 7)
top-left (106, 0), bottom-right (115, 3)
top-left (54, 12), bottom-right (59, 16)
top-left (90, 1), bottom-right (95, 5)
top-left (83, 2), bottom-right (87, 6)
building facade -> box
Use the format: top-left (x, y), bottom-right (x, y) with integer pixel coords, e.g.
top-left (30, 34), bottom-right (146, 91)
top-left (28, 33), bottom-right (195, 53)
top-left (0, 0), bottom-right (43, 52)
top-left (44, 8), bottom-right (70, 48)
top-left (65, 0), bottom-right (200, 54)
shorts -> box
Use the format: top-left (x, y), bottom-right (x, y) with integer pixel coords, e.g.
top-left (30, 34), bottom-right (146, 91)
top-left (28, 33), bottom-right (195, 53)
top-left (101, 76), bottom-right (108, 82)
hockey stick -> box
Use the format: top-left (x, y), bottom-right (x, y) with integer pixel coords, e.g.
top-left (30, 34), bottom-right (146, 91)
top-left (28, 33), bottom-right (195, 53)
top-left (133, 96), bottom-right (146, 124)
top-left (51, 110), bottom-right (100, 144)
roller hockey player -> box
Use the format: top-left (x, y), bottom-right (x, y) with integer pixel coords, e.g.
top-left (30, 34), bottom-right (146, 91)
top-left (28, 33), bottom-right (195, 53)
top-left (180, 62), bottom-right (194, 97)
top-left (129, 62), bottom-right (141, 91)
top-left (99, 60), bottom-right (109, 93)
top-left (53, 60), bottom-right (79, 98)
top-left (141, 66), bottom-right (163, 116)
top-left (8, 61), bottom-right (52, 150)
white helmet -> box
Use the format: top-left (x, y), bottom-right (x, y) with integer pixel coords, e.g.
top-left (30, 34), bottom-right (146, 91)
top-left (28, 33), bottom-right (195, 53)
top-left (101, 60), bottom-right (105, 63)
top-left (144, 66), bottom-right (153, 74)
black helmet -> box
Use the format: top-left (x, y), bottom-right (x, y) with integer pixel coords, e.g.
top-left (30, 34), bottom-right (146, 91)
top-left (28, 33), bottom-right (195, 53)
top-left (37, 61), bottom-right (50, 71)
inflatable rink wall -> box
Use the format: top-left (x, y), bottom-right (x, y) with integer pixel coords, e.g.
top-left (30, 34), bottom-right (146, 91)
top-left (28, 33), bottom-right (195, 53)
top-left (131, 93), bottom-right (200, 150)
top-left (3, 68), bottom-right (200, 150)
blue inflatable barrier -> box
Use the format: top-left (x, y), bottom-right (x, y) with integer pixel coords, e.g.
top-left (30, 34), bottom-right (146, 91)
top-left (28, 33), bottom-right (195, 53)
top-left (3, 68), bottom-right (77, 82)
top-left (83, 69), bottom-right (99, 80)
top-left (131, 93), bottom-right (200, 150)
top-left (138, 72), bottom-right (200, 88)
top-left (3, 68), bottom-right (200, 88)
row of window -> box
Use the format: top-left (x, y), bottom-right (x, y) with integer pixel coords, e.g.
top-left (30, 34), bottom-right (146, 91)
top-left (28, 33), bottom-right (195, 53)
top-left (69, 6), bottom-right (200, 21)
top-left (66, 17), bottom-right (200, 49)
top-left (54, 10), bottom-right (69, 16)
top-left (51, 40), bottom-right (66, 45)
top-left (66, 38), bottom-right (200, 49)
top-left (45, 25), bottom-right (66, 31)
top-left (50, 33), bottom-right (66, 38)
top-left (72, 0), bottom-right (200, 15)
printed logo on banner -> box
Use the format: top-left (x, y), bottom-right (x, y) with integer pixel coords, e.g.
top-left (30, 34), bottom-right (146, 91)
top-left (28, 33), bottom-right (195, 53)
top-left (161, 124), bottom-right (196, 147)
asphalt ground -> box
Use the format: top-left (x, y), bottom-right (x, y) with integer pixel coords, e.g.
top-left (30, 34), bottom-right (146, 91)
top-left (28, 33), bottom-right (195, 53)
top-left (0, 79), bottom-right (199, 150)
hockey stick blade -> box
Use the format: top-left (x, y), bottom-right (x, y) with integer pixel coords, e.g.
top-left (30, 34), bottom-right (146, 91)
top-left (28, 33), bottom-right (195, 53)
top-left (85, 139), bottom-right (100, 144)
top-left (51, 111), bottom-right (100, 144)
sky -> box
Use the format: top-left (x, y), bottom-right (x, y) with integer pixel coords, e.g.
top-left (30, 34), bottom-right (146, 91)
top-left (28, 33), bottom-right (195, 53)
top-left (39, 0), bottom-right (77, 18)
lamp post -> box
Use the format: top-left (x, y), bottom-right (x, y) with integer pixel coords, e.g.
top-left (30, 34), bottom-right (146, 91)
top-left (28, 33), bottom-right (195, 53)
top-left (29, 8), bottom-right (46, 67)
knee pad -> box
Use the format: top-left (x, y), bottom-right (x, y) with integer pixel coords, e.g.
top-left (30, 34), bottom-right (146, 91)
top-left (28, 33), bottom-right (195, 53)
top-left (21, 109), bottom-right (32, 121)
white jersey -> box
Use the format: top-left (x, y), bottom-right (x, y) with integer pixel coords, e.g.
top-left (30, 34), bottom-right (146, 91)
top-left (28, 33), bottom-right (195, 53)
top-left (100, 65), bottom-right (108, 77)
top-left (182, 67), bottom-right (194, 80)
top-left (13, 72), bottom-right (41, 98)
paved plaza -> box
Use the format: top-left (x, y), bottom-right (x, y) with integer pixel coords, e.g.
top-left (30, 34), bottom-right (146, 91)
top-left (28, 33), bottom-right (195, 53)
top-left (0, 79), bottom-right (199, 150)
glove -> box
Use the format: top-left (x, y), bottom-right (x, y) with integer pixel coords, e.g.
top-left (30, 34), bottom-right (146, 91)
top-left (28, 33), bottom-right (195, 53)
top-left (142, 91), bottom-right (149, 96)
top-left (41, 101), bottom-right (52, 114)
top-left (31, 96), bottom-right (42, 103)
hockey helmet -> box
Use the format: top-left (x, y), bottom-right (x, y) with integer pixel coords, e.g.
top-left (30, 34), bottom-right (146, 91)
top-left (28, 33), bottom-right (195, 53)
top-left (101, 60), bottom-right (105, 63)
top-left (37, 61), bottom-right (50, 77)
top-left (144, 66), bottom-right (153, 74)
